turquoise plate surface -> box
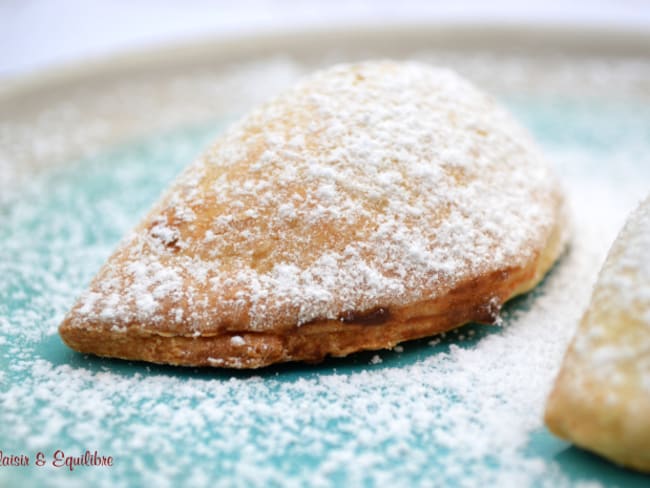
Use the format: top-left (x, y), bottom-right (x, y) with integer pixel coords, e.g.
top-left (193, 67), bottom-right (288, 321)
top-left (1, 58), bottom-right (650, 487)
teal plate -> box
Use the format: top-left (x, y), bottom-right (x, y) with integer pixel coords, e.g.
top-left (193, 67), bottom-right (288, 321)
top-left (1, 43), bottom-right (650, 487)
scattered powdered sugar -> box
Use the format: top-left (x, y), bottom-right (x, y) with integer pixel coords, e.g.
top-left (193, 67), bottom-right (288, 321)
top-left (595, 195), bottom-right (650, 324)
top-left (230, 335), bottom-right (246, 346)
top-left (570, 194), bottom-right (650, 386)
top-left (64, 61), bottom-right (561, 334)
top-left (1, 53), bottom-right (649, 486)
top-left (0, 219), bottom-right (625, 486)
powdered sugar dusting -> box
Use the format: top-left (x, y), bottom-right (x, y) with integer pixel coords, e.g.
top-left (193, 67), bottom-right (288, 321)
top-left (596, 195), bottom-right (650, 324)
top-left (1, 53), bottom-right (650, 487)
top-left (571, 194), bottom-right (650, 387)
top-left (65, 61), bottom-right (561, 335)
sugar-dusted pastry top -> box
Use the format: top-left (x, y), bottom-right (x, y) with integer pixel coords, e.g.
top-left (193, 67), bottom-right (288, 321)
top-left (561, 193), bottom-right (650, 383)
top-left (64, 61), bottom-right (563, 337)
top-left (572, 194), bottom-right (650, 379)
top-left (545, 194), bottom-right (650, 472)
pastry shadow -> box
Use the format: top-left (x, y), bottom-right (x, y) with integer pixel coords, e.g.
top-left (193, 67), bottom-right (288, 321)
top-left (552, 444), bottom-right (650, 485)
top-left (526, 428), bottom-right (649, 485)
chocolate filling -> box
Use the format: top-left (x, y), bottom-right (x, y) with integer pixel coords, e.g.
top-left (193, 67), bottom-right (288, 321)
top-left (339, 307), bottom-right (390, 325)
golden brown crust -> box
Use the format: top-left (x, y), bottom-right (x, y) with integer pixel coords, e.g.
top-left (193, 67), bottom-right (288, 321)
top-left (60, 215), bottom-right (564, 368)
top-left (58, 61), bottom-right (568, 369)
top-left (545, 362), bottom-right (650, 473)
top-left (545, 195), bottom-right (650, 473)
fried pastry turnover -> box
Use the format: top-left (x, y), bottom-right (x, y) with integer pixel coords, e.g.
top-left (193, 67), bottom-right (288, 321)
top-left (59, 61), bottom-right (567, 368)
top-left (545, 195), bottom-right (650, 473)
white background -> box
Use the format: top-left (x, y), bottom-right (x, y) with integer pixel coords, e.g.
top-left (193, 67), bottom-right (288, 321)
top-left (2, 0), bottom-right (650, 78)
